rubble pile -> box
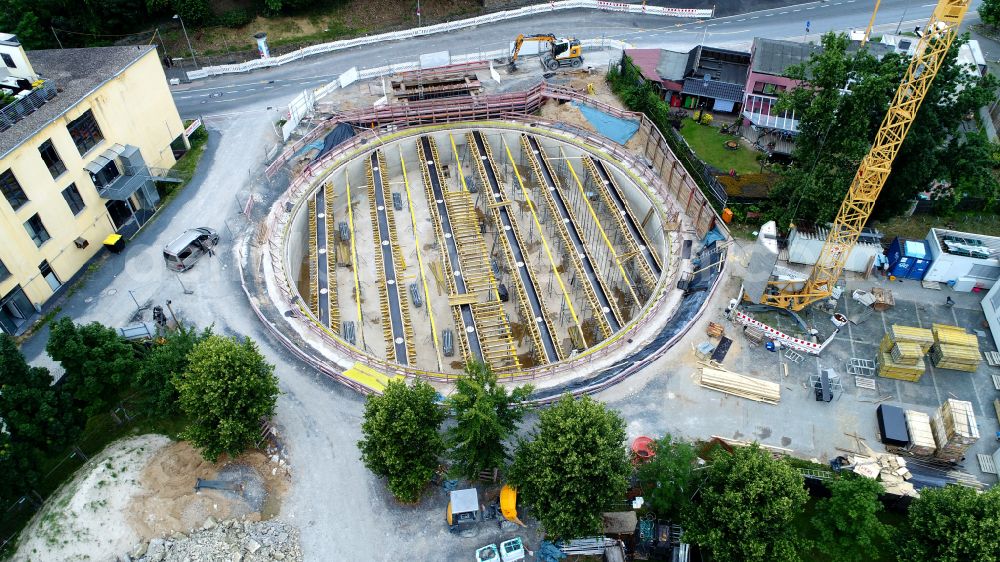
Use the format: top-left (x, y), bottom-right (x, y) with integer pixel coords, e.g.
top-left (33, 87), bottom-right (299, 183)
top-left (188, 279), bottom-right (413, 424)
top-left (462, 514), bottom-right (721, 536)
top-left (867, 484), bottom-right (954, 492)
top-left (130, 518), bottom-right (302, 562)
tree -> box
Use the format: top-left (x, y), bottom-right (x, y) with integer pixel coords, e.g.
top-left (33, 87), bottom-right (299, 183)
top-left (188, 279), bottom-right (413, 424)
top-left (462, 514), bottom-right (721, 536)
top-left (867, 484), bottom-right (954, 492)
top-left (358, 379), bottom-right (445, 503)
top-left (635, 434), bottom-right (697, 519)
top-left (899, 484), bottom-right (1000, 562)
top-left (136, 325), bottom-right (210, 415)
top-left (174, 335), bottom-right (279, 462)
top-left (446, 361), bottom-right (532, 480)
top-left (47, 318), bottom-right (139, 416)
top-left (981, 0), bottom-right (1000, 28)
top-left (682, 444), bottom-right (808, 562)
top-left (0, 335), bottom-right (82, 453)
top-left (811, 476), bottom-right (892, 561)
top-left (769, 32), bottom-right (998, 227)
top-left (507, 394), bottom-right (630, 540)
top-left (937, 131), bottom-right (1000, 214)
top-left (172, 0), bottom-right (213, 26)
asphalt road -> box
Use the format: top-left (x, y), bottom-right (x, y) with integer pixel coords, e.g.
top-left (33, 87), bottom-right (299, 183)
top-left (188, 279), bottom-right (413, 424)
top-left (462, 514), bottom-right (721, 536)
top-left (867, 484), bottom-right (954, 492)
top-left (170, 0), bottom-right (983, 118)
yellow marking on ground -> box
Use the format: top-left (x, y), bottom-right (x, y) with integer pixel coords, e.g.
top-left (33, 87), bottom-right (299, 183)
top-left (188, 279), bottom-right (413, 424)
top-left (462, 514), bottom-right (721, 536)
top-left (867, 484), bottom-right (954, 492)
top-left (342, 362), bottom-right (403, 393)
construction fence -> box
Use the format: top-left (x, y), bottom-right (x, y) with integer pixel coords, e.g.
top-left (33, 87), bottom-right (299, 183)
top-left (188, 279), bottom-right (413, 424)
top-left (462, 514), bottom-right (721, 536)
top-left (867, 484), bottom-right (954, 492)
top-left (185, 1), bottom-right (711, 80)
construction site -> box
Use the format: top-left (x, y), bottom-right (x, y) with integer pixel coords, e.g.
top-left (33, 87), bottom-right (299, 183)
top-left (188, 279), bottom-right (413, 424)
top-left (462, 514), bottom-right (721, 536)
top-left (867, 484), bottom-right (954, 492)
top-left (254, 49), bottom-right (726, 390)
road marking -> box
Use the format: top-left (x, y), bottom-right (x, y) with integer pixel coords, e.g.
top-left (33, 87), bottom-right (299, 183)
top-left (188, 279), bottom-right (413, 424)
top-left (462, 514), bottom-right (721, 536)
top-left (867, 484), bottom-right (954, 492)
top-left (751, 16), bottom-right (760, 19)
top-left (793, 8), bottom-right (801, 11)
top-left (780, 11), bottom-right (788, 14)
top-left (806, 6), bottom-right (816, 9)
top-left (736, 18), bottom-right (746, 21)
top-left (765, 13), bottom-right (773, 16)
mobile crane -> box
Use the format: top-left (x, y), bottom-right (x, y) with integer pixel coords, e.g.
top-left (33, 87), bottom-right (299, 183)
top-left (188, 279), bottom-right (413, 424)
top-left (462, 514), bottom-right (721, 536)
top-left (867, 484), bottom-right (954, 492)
top-left (507, 33), bottom-right (583, 71)
top-left (750, 0), bottom-right (971, 311)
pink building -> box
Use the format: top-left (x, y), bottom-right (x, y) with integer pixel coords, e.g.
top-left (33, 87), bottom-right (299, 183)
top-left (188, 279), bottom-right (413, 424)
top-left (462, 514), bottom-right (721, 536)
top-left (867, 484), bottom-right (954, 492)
top-left (741, 38), bottom-right (819, 138)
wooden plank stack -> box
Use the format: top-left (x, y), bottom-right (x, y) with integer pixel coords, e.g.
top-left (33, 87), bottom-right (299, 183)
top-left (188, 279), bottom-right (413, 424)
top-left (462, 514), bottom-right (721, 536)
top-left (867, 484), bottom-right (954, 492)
top-left (931, 398), bottom-right (979, 462)
top-left (699, 367), bottom-right (780, 404)
top-left (904, 410), bottom-right (937, 457)
top-left (877, 325), bottom-right (932, 381)
top-left (929, 324), bottom-right (981, 372)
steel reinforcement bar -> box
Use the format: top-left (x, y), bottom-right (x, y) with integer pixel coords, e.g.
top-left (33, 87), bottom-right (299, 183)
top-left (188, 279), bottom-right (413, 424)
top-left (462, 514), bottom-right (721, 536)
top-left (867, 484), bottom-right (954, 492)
top-left (307, 196), bottom-right (320, 319)
top-left (469, 130), bottom-right (560, 364)
top-left (521, 134), bottom-right (622, 338)
top-left (416, 135), bottom-right (483, 364)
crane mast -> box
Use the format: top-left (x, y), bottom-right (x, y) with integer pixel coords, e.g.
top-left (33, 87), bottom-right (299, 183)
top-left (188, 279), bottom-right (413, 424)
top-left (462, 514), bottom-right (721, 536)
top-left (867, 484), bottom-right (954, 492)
top-left (761, 0), bottom-right (972, 310)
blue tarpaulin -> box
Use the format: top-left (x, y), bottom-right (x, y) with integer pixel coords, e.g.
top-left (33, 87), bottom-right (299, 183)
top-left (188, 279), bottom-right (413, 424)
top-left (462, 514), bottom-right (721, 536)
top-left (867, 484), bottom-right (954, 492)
top-left (572, 101), bottom-right (640, 145)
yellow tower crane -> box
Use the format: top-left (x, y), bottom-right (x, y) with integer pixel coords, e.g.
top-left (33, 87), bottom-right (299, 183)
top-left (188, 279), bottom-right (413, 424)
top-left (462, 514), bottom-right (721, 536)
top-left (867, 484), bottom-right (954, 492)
top-left (760, 0), bottom-right (971, 311)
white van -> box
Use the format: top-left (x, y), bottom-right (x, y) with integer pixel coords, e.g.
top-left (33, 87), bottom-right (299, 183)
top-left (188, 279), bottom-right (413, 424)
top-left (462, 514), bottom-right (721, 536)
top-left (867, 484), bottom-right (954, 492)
top-left (163, 227), bottom-right (220, 272)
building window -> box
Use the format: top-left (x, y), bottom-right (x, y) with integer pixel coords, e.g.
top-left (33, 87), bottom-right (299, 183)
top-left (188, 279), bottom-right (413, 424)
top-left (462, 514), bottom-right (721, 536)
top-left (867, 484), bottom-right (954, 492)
top-left (1, 53), bottom-right (13, 69)
top-left (38, 139), bottom-right (66, 178)
top-left (0, 259), bottom-right (9, 282)
top-left (67, 110), bottom-right (103, 155)
top-left (91, 160), bottom-right (121, 189)
top-left (0, 169), bottom-right (28, 210)
top-left (23, 214), bottom-right (50, 247)
top-left (62, 183), bottom-right (85, 215)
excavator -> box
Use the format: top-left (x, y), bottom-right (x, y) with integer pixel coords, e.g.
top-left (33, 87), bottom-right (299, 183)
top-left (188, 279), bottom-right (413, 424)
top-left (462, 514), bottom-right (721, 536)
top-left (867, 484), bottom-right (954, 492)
top-left (508, 33), bottom-right (583, 71)
top-left (744, 0), bottom-right (971, 312)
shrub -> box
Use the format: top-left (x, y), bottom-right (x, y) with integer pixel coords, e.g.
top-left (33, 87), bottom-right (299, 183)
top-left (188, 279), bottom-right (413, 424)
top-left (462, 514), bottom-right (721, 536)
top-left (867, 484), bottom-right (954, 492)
top-left (219, 8), bottom-right (255, 28)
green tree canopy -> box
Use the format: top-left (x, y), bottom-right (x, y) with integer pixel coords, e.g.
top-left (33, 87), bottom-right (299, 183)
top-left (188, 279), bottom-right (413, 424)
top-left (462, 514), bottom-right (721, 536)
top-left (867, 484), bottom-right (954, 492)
top-left (174, 334), bottom-right (279, 462)
top-left (899, 484), bottom-right (1000, 562)
top-left (769, 32), bottom-right (998, 227)
top-left (136, 325), bottom-right (211, 415)
top-left (938, 131), bottom-right (1000, 213)
top-left (46, 317), bottom-right (139, 416)
top-left (0, 335), bottom-right (82, 453)
top-left (682, 444), bottom-right (808, 562)
top-left (811, 476), bottom-right (892, 561)
top-left (981, 0), bottom-right (1000, 27)
top-left (507, 394), bottom-right (630, 540)
top-left (358, 379), bottom-right (445, 503)
top-left (635, 434), bottom-right (698, 519)
top-left (446, 361), bottom-right (532, 480)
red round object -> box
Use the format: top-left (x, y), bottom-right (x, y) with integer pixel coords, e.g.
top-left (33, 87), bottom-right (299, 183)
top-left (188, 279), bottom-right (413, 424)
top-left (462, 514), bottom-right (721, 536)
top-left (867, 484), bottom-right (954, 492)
top-left (631, 436), bottom-right (655, 459)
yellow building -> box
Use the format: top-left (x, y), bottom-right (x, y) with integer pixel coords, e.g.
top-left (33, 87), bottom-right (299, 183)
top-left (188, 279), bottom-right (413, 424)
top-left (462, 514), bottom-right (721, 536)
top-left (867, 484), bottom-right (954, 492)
top-left (0, 33), bottom-right (185, 334)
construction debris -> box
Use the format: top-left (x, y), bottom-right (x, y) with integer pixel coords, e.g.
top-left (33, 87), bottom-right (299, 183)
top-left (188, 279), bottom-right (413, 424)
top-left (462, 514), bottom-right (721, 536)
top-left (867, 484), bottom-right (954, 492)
top-left (699, 366), bottom-right (780, 404)
top-left (932, 398), bottom-right (979, 462)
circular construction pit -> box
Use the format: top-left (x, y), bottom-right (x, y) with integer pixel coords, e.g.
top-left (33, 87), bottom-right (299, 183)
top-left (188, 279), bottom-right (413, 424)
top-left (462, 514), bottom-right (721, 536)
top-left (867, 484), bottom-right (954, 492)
top-left (270, 122), bottom-right (691, 383)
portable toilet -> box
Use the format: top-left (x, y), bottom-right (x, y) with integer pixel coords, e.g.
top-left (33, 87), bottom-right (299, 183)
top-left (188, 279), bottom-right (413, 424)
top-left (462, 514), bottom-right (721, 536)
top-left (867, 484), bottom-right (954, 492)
top-left (887, 237), bottom-right (933, 280)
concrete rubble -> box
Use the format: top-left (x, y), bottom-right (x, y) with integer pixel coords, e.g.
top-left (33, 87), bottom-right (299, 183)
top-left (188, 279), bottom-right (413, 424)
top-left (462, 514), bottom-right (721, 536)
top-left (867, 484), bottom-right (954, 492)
top-left (129, 519), bottom-right (302, 562)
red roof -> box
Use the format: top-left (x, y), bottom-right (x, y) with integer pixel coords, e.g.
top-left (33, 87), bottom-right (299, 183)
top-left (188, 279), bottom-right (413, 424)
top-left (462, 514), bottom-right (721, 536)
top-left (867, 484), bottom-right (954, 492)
top-left (625, 49), bottom-right (662, 83)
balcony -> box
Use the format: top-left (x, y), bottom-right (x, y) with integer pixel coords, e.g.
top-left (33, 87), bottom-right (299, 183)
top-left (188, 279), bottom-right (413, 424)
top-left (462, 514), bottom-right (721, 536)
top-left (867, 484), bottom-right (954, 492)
top-left (0, 79), bottom-right (57, 133)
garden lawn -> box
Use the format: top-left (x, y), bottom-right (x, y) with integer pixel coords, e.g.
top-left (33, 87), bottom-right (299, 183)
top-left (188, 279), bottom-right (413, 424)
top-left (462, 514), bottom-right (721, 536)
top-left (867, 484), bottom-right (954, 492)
top-left (678, 118), bottom-right (760, 175)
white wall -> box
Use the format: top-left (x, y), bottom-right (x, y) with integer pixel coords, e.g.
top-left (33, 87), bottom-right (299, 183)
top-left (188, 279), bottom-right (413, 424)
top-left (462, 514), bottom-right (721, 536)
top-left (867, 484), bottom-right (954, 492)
top-left (982, 280), bottom-right (1000, 354)
top-left (923, 229), bottom-right (1000, 290)
top-left (787, 229), bottom-right (881, 273)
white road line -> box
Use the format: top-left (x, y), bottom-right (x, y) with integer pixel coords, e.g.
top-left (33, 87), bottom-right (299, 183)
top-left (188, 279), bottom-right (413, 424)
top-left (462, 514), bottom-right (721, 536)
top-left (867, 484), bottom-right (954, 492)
top-left (806, 6), bottom-right (816, 9)
top-left (793, 8), bottom-right (801, 12)
top-left (736, 18), bottom-right (746, 21)
top-left (779, 11), bottom-right (788, 14)
top-left (751, 16), bottom-right (760, 19)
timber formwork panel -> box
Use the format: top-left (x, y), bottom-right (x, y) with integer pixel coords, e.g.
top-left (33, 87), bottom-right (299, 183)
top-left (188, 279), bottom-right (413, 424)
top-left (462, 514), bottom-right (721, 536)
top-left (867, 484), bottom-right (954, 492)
top-left (376, 151), bottom-right (418, 366)
top-left (416, 136), bottom-right (478, 365)
top-left (323, 183), bottom-right (340, 334)
top-left (366, 159), bottom-right (397, 363)
top-left (468, 131), bottom-right (561, 365)
top-left (307, 197), bottom-right (320, 318)
top-left (582, 157), bottom-right (659, 294)
top-left (520, 134), bottom-right (621, 339)
top-left (587, 157), bottom-right (663, 279)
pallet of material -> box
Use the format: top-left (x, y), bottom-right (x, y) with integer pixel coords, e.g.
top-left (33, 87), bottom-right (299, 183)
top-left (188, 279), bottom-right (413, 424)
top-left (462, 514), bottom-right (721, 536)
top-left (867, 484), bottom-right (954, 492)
top-left (929, 343), bottom-right (981, 372)
top-left (890, 341), bottom-right (924, 366)
top-left (877, 350), bottom-right (925, 382)
top-left (904, 410), bottom-right (937, 457)
top-left (932, 399), bottom-right (979, 461)
top-left (888, 325), bottom-right (934, 353)
top-left (931, 323), bottom-right (979, 349)
top-left (699, 367), bottom-right (780, 404)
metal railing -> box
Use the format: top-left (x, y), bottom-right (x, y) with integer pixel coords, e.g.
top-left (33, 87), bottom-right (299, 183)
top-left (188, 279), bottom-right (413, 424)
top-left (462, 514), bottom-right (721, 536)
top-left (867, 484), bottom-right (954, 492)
top-left (0, 80), bottom-right (57, 132)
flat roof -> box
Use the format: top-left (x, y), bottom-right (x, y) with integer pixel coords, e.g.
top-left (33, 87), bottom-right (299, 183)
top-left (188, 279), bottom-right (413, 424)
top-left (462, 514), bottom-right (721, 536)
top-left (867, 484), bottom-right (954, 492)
top-left (0, 45), bottom-right (156, 160)
top-left (751, 38), bottom-right (820, 76)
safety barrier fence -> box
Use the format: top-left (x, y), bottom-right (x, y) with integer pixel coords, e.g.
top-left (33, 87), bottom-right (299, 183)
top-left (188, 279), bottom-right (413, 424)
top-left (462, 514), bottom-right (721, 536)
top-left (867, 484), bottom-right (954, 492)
top-left (187, 2), bottom-right (709, 80)
top-left (251, 88), bottom-right (726, 396)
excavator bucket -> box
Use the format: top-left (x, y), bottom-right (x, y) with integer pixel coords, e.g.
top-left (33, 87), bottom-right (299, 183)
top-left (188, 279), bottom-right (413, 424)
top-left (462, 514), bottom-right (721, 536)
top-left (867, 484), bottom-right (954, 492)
top-left (500, 485), bottom-right (526, 527)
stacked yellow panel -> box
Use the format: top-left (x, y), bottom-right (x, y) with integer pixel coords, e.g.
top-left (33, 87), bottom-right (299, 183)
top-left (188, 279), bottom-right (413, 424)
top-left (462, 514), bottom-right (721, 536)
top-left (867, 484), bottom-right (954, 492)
top-left (929, 323), bottom-right (980, 372)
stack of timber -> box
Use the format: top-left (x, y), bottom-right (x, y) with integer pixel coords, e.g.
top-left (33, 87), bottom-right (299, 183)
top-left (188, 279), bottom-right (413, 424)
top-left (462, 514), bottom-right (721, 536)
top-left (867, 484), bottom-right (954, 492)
top-left (699, 366), bottom-right (780, 404)
top-left (931, 398), bottom-right (979, 462)
top-left (929, 323), bottom-right (981, 372)
top-left (877, 325), bottom-right (932, 381)
top-left (904, 410), bottom-right (937, 457)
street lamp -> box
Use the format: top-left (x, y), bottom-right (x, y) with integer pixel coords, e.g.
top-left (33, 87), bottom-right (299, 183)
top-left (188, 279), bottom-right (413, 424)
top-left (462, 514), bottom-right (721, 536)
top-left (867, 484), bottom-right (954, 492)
top-left (895, 1), bottom-right (912, 36)
top-left (173, 14), bottom-right (198, 68)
